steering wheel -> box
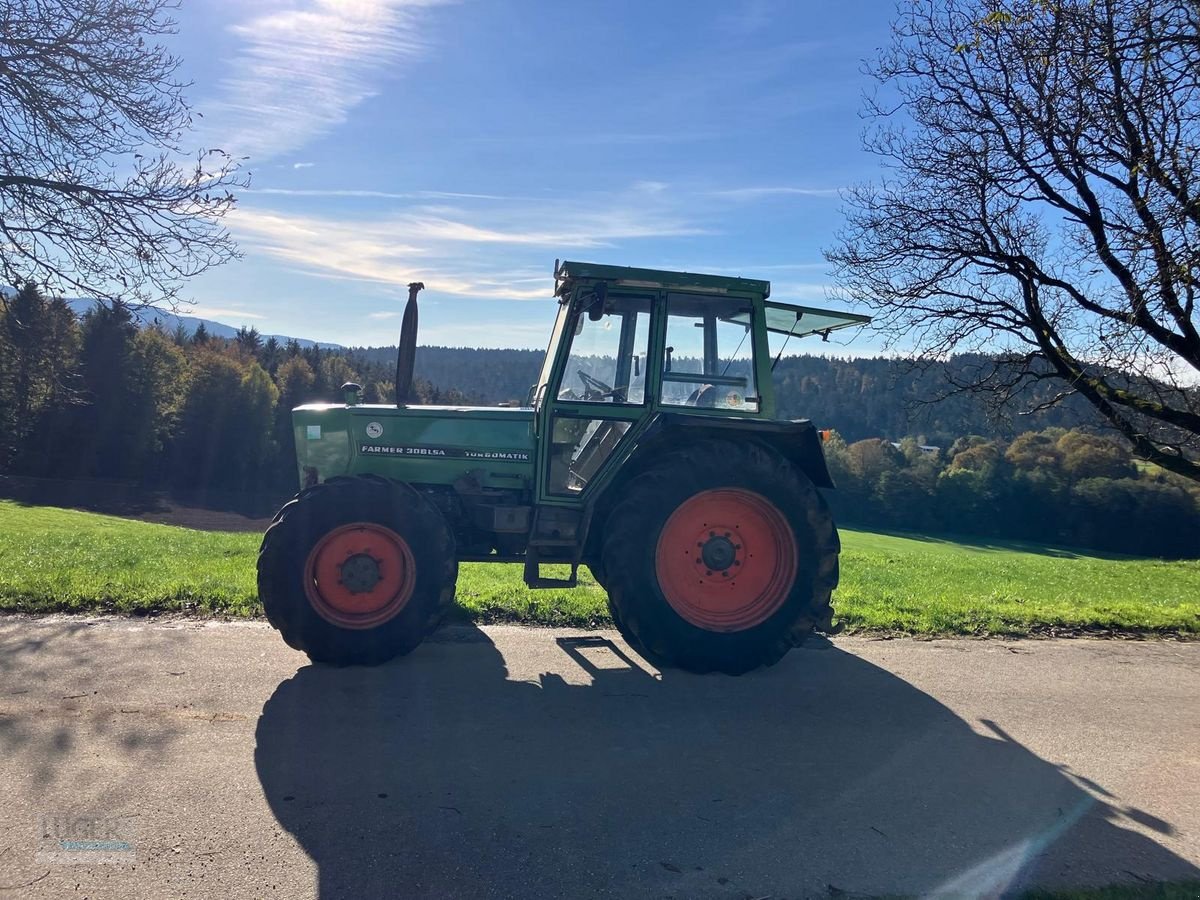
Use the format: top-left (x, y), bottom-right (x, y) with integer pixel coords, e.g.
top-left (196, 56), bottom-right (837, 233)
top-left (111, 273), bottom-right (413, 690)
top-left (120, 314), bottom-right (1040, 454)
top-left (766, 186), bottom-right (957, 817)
top-left (577, 371), bottom-right (616, 400)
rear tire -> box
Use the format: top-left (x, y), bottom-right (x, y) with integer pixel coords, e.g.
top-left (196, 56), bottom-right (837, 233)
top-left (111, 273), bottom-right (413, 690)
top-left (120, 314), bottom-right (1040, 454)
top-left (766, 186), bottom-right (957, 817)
top-left (601, 440), bottom-right (839, 675)
top-left (257, 475), bottom-right (457, 666)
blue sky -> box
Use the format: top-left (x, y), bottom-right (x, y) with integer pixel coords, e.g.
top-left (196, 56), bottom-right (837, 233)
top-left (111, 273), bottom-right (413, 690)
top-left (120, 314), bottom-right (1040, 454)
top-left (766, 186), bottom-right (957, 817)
top-left (171, 0), bottom-right (896, 349)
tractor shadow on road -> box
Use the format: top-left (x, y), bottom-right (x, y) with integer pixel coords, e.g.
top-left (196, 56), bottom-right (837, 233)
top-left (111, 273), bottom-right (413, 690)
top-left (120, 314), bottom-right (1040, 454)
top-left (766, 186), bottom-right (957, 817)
top-left (254, 629), bottom-right (1198, 899)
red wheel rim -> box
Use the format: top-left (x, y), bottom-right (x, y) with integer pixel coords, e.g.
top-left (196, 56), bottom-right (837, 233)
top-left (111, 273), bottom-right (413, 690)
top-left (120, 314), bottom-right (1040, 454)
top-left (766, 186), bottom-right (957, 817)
top-left (655, 488), bottom-right (798, 632)
top-left (303, 523), bottom-right (416, 629)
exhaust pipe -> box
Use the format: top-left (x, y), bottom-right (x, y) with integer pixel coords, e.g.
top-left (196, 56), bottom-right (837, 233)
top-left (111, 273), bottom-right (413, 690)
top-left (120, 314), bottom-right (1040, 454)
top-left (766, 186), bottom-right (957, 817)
top-left (395, 281), bottom-right (424, 406)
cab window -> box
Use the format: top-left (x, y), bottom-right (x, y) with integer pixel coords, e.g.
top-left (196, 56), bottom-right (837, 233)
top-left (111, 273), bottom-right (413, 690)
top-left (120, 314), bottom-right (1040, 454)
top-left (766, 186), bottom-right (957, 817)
top-left (660, 294), bottom-right (758, 411)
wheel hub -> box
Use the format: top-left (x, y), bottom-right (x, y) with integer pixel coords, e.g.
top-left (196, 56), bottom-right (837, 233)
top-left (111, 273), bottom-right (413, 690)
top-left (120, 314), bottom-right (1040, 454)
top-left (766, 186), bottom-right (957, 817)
top-left (339, 552), bottom-right (383, 594)
top-left (699, 533), bottom-right (739, 573)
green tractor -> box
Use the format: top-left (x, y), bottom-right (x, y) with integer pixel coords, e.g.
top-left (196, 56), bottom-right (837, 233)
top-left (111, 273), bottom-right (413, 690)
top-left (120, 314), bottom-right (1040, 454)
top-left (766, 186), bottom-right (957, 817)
top-left (257, 261), bottom-right (868, 675)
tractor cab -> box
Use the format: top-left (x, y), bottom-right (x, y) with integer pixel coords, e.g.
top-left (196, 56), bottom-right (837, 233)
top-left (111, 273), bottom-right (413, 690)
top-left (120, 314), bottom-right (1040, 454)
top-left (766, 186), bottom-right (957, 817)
top-left (531, 261), bottom-right (868, 502)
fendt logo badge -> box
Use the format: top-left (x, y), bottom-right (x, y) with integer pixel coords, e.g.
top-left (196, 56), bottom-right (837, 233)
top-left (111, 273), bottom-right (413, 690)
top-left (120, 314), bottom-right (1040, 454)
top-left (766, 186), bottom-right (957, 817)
top-left (365, 422), bottom-right (384, 439)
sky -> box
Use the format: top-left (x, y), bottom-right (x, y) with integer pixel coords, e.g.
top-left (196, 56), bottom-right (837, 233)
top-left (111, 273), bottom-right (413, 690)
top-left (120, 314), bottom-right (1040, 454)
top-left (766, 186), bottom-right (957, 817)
top-left (169, 0), bottom-right (897, 349)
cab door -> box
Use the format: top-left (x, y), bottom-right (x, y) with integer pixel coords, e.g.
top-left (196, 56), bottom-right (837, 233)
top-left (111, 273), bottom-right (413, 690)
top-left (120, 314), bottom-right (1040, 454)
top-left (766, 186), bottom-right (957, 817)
top-left (535, 289), bottom-right (655, 504)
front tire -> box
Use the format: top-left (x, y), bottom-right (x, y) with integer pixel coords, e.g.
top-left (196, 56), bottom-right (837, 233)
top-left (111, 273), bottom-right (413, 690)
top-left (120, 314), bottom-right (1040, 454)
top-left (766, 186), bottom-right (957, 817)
top-left (601, 440), bottom-right (839, 675)
top-left (257, 475), bottom-right (457, 666)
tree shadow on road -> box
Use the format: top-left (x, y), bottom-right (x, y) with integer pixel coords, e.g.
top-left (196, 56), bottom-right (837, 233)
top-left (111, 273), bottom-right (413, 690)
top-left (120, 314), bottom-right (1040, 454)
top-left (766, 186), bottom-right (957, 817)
top-left (254, 629), bottom-right (1198, 899)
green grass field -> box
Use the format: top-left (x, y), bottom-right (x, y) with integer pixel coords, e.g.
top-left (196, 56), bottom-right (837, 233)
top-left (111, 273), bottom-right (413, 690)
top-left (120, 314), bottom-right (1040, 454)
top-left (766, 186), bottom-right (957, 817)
top-left (1, 499), bottom-right (1197, 636)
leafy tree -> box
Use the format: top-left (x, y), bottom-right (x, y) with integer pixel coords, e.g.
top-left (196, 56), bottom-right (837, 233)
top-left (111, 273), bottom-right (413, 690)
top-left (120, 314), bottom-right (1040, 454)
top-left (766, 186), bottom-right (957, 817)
top-left (875, 468), bottom-right (935, 529)
top-left (173, 351), bottom-right (243, 489)
top-left (820, 430), bottom-right (850, 478)
top-left (239, 363), bottom-right (279, 484)
top-left (935, 468), bottom-right (1001, 536)
top-left (235, 326), bottom-right (263, 354)
top-left (70, 303), bottom-right (139, 477)
top-left (845, 438), bottom-right (904, 480)
top-left (0, 284), bottom-right (78, 466)
top-left (272, 356), bottom-right (315, 488)
top-left (319, 355), bottom-right (359, 400)
top-left (173, 352), bottom-right (277, 492)
top-left (1005, 431), bottom-right (1065, 472)
top-left (947, 435), bottom-right (989, 459)
top-left (36, 302), bottom-right (182, 480)
top-left (126, 327), bottom-right (187, 480)
top-left (260, 336), bottom-right (281, 375)
top-left (1057, 431), bottom-right (1136, 481)
top-left (364, 380), bottom-right (393, 404)
top-left (275, 356), bottom-right (316, 409)
top-left (947, 440), bottom-right (1006, 475)
top-left (0, 0), bottom-right (241, 305)
top-left (829, 0), bottom-right (1200, 480)
top-left (1070, 478), bottom-right (1200, 556)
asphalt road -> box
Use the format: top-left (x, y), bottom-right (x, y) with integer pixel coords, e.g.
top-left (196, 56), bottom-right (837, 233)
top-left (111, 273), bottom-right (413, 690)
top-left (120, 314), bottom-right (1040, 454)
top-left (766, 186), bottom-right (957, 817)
top-left (0, 619), bottom-right (1197, 899)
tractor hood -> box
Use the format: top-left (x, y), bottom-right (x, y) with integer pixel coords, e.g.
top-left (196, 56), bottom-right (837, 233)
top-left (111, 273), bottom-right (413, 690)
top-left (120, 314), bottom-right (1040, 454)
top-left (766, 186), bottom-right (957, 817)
top-left (292, 403), bottom-right (536, 489)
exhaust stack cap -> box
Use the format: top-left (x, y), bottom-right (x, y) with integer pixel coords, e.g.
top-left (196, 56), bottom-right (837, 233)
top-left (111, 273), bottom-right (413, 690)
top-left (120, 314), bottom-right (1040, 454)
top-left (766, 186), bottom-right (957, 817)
top-left (395, 282), bottom-right (425, 406)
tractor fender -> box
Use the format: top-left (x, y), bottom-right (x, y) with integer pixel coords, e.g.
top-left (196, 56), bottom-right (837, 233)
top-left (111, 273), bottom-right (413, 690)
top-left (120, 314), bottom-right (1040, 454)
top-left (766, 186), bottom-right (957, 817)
top-left (648, 415), bottom-right (835, 487)
top-left (581, 413), bottom-right (835, 565)
top-left (583, 415), bottom-right (835, 556)
top-left (633, 413), bottom-right (835, 489)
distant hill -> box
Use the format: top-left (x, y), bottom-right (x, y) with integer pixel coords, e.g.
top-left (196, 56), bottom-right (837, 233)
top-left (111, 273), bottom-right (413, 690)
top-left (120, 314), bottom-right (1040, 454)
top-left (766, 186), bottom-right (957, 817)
top-left (62, 298), bottom-right (342, 349)
top-left (341, 345), bottom-right (1106, 444)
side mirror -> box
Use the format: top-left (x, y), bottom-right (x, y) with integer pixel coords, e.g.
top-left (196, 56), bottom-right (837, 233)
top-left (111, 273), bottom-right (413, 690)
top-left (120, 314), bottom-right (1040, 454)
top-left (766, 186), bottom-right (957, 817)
top-left (585, 282), bottom-right (608, 321)
top-left (633, 355), bottom-right (640, 378)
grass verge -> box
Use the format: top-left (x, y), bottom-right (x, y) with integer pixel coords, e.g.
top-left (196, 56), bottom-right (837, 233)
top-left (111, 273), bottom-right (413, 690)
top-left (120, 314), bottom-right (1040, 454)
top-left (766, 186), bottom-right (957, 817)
top-left (0, 500), bottom-right (1197, 636)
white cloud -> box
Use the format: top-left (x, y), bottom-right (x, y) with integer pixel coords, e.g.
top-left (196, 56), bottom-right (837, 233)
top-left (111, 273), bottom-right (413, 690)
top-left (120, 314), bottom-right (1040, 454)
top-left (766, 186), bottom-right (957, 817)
top-left (634, 180), bottom-right (669, 195)
top-left (292, 162), bottom-right (315, 170)
top-left (466, 132), bottom-right (718, 146)
top-left (367, 310), bottom-right (401, 319)
top-left (189, 306), bottom-right (267, 320)
top-left (693, 261), bottom-right (829, 275)
top-left (419, 320), bottom-right (552, 349)
top-left (243, 188), bottom-right (511, 201)
top-left (723, 0), bottom-right (777, 34)
top-left (227, 191), bottom-right (709, 299)
top-left (769, 281), bottom-right (837, 301)
top-left (207, 0), bottom-right (450, 162)
top-left (714, 186), bottom-right (841, 200)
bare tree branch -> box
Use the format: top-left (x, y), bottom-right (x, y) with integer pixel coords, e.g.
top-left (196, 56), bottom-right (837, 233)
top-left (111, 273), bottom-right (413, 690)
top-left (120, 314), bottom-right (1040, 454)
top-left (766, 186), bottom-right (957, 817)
top-left (828, 0), bottom-right (1200, 481)
top-left (0, 0), bottom-right (245, 308)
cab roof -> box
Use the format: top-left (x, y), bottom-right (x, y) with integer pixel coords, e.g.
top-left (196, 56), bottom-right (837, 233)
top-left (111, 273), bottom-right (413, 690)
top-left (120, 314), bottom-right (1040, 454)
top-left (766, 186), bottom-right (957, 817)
top-left (556, 260), bottom-right (770, 298)
top-left (555, 260), bottom-right (871, 338)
